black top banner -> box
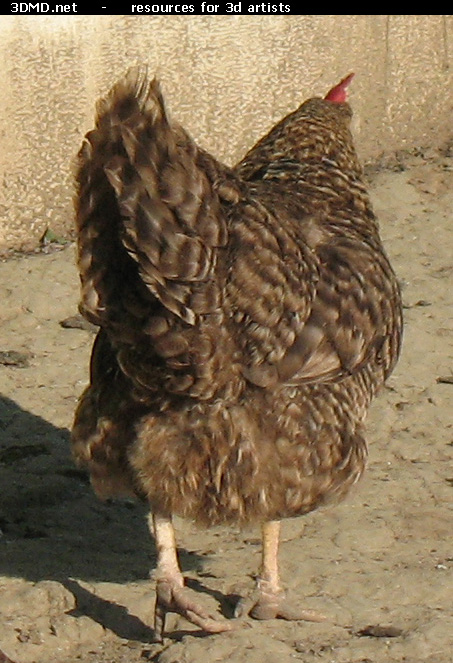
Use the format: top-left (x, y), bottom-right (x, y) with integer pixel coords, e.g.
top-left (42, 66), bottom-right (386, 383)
top-left (8, 1), bottom-right (299, 14)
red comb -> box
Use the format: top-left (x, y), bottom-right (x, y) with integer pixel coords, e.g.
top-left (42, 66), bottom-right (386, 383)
top-left (324, 73), bottom-right (355, 103)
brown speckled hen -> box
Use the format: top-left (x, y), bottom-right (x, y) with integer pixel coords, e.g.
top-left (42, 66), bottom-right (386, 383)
top-left (72, 70), bottom-right (403, 640)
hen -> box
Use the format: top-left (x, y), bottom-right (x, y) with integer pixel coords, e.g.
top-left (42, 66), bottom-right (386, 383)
top-left (72, 69), bottom-right (402, 640)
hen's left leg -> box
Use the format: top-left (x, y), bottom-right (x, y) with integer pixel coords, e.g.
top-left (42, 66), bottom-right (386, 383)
top-left (250, 520), bottom-right (326, 622)
top-left (151, 512), bottom-right (233, 642)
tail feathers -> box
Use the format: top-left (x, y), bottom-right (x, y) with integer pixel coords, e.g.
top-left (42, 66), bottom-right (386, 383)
top-left (76, 67), bottom-right (230, 327)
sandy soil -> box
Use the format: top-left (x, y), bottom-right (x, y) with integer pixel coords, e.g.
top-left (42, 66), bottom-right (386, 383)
top-left (1, 151), bottom-right (452, 663)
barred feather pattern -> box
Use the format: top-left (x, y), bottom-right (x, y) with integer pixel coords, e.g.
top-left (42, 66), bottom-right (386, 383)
top-left (72, 69), bottom-right (402, 524)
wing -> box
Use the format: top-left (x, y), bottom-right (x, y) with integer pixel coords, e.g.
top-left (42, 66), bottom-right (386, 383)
top-left (229, 99), bottom-right (402, 389)
top-left (287, 236), bottom-right (402, 384)
top-left (226, 192), bottom-right (401, 389)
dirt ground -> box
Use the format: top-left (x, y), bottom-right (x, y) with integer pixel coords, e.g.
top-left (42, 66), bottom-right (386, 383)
top-left (1, 151), bottom-right (452, 663)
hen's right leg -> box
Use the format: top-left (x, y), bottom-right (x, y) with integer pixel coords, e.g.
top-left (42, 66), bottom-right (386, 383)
top-left (250, 520), bottom-right (326, 622)
top-left (151, 512), bottom-right (233, 642)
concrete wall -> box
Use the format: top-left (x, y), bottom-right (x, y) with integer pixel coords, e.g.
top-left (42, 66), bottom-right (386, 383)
top-left (1, 15), bottom-right (453, 253)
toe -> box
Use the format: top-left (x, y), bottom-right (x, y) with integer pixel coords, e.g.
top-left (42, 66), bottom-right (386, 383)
top-left (155, 579), bottom-right (234, 639)
top-left (249, 599), bottom-right (279, 620)
top-left (277, 603), bottom-right (327, 622)
top-left (249, 590), bottom-right (327, 623)
top-left (249, 584), bottom-right (283, 620)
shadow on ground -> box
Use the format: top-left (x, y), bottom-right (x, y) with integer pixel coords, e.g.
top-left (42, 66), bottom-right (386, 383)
top-left (0, 395), bottom-right (208, 641)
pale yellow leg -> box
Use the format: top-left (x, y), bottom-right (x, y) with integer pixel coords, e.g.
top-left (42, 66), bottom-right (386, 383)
top-left (151, 512), bottom-right (233, 642)
top-left (250, 520), bottom-right (327, 622)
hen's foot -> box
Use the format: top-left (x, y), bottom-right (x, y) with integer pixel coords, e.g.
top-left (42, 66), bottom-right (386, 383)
top-left (249, 578), bottom-right (327, 622)
top-left (154, 578), bottom-right (233, 643)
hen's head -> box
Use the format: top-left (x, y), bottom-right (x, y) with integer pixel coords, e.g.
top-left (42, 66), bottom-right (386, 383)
top-left (324, 73), bottom-right (355, 103)
top-left (237, 72), bottom-right (360, 181)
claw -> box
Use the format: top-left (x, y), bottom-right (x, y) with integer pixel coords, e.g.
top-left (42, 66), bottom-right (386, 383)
top-left (250, 595), bottom-right (327, 622)
top-left (249, 579), bottom-right (327, 623)
top-left (154, 578), bottom-right (233, 642)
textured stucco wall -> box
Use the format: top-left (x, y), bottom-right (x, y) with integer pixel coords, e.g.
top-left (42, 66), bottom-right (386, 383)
top-left (1, 15), bottom-right (453, 252)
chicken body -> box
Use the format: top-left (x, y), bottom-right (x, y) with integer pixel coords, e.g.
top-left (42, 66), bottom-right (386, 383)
top-left (72, 69), bottom-right (402, 639)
